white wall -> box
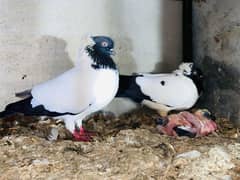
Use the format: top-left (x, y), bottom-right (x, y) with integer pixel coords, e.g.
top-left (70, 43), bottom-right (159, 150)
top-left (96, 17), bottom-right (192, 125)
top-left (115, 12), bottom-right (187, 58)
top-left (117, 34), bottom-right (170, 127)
top-left (0, 0), bottom-right (182, 114)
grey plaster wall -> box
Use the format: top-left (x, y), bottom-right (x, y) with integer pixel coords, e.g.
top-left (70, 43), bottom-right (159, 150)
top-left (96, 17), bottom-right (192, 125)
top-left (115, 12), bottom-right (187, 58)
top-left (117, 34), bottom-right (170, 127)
top-left (193, 0), bottom-right (240, 126)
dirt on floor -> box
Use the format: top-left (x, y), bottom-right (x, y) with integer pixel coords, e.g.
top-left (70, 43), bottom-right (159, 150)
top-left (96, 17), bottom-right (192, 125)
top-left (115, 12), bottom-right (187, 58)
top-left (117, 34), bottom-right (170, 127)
top-left (0, 108), bottom-right (240, 180)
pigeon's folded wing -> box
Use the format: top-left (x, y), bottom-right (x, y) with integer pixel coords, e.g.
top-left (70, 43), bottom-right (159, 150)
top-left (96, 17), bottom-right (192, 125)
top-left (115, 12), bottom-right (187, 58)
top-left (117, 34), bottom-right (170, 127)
top-left (15, 89), bottom-right (32, 98)
top-left (31, 67), bottom-right (97, 114)
top-left (136, 75), bottom-right (198, 108)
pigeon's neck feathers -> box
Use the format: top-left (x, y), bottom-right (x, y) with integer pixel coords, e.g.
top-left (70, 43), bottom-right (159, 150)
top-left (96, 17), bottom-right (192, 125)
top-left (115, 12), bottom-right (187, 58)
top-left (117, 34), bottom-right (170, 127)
top-left (85, 46), bottom-right (117, 70)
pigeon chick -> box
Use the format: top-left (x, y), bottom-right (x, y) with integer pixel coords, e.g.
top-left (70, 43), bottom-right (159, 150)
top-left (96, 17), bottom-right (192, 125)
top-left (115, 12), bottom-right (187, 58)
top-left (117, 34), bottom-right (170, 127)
top-left (116, 63), bottom-right (203, 117)
top-left (0, 36), bottom-right (119, 141)
top-left (156, 109), bottom-right (217, 137)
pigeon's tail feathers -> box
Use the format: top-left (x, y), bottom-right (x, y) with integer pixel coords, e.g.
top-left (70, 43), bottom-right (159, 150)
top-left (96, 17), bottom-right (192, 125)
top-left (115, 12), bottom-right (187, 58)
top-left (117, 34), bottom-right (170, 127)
top-left (0, 97), bottom-right (33, 119)
top-left (0, 109), bottom-right (14, 118)
top-left (1, 97), bottom-right (75, 118)
top-left (0, 110), bottom-right (4, 118)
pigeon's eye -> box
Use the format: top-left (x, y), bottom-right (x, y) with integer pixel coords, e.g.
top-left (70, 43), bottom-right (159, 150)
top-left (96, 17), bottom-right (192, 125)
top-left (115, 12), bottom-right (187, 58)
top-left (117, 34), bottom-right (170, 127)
top-left (101, 41), bottom-right (108, 47)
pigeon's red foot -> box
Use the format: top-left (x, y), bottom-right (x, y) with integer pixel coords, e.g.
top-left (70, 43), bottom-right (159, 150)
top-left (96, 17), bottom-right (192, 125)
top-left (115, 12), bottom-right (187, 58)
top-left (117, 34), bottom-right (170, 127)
top-left (73, 127), bottom-right (96, 142)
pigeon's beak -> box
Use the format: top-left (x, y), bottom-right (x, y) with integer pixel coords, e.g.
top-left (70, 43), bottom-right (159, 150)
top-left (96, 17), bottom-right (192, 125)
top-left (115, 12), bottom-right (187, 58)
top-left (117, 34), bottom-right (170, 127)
top-left (109, 49), bottom-right (116, 56)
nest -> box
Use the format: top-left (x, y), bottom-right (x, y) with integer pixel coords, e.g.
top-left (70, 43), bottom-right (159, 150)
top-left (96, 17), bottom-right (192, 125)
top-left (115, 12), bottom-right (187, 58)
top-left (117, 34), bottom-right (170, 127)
top-left (0, 108), bottom-right (240, 179)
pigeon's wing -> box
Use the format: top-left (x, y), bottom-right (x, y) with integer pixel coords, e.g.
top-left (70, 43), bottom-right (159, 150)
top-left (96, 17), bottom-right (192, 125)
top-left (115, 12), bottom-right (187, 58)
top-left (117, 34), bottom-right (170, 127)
top-left (136, 75), bottom-right (198, 108)
top-left (15, 89), bottom-right (32, 98)
top-left (31, 66), bottom-right (97, 114)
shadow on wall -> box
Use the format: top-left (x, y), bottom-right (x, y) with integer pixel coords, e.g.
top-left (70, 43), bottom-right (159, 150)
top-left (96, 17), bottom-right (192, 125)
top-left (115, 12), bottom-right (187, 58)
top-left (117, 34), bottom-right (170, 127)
top-left (106, 0), bottom-right (182, 74)
top-left (32, 35), bottom-right (74, 83)
top-left (154, 0), bottom-right (183, 73)
top-left (103, 1), bottom-right (138, 115)
top-left (105, 1), bottom-right (137, 75)
top-left (0, 1), bottom-right (73, 108)
top-left (196, 56), bottom-right (240, 127)
top-left (14, 35), bottom-right (73, 95)
top-left (114, 36), bottom-right (136, 75)
top-left (0, 1), bottom-right (73, 81)
top-left (103, 0), bottom-right (182, 115)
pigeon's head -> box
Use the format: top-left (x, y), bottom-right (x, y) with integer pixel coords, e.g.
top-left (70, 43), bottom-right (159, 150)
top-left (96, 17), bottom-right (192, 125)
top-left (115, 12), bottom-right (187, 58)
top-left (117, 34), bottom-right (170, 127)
top-left (177, 63), bottom-right (194, 76)
top-left (175, 63), bottom-right (203, 79)
top-left (91, 36), bottom-right (115, 56)
top-left (187, 64), bottom-right (204, 87)
top-left (182, 63), bottom-right (204, 95)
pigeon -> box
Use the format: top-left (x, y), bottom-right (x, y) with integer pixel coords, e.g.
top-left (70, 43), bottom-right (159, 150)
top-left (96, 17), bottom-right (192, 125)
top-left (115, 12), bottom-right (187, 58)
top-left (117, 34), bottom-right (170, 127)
top-left (0, 36), bottom-right (119, 141)
top-left (116, 63), bottom-right (203, 116)
top-left (156, 109), bottom-right (217, 137)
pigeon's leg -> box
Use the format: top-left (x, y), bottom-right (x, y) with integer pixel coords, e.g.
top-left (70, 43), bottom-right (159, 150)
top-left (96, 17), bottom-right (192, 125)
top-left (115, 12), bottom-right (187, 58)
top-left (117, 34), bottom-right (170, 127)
top-left (60, 114), bottom-right (94, 142)
top-left (142, 100), bottom-right (173, 117)
top-left (60, 115), bottom-right (76, 134)
top-left (73, 113), bottom-right (96, 142)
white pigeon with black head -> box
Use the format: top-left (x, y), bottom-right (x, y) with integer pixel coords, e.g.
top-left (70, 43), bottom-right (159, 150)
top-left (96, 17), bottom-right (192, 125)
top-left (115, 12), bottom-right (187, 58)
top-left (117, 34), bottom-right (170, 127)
top-left (0, 36), bottom-right (119, 141)
top-left (116, 63), bottom-right (203, 116)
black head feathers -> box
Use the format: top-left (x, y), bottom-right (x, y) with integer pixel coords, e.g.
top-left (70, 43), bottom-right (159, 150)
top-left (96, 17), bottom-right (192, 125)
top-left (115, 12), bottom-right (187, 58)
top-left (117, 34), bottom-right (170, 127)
top-left (91, 36), bottom-right (115, 56)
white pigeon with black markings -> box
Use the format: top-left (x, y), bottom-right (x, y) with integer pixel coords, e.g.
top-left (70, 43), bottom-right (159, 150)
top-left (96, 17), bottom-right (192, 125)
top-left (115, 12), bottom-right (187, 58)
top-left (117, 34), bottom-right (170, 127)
top-left (0, 36), bottom-right (119, 141)
top-left (116, 63), bottom-right (203, 116)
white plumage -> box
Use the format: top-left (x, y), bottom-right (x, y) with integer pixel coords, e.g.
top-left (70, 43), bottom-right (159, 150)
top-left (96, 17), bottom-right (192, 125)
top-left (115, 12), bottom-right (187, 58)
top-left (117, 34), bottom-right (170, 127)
top-left (136, 74), bottom-right (198, 109)
top-left (31, 51), bottom-right (118, 114)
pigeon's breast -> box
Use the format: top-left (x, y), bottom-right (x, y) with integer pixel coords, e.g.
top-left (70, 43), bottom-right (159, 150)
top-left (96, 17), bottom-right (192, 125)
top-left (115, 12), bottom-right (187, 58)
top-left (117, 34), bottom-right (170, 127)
top-left (93, 69), bottom-right (119, 107)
